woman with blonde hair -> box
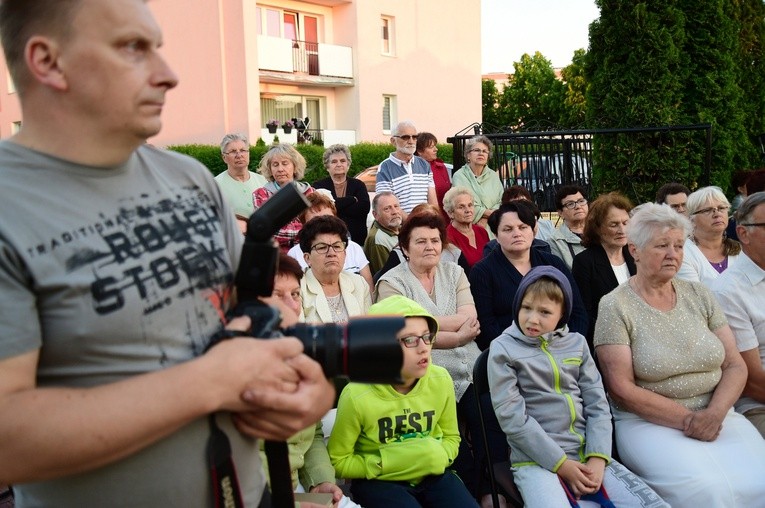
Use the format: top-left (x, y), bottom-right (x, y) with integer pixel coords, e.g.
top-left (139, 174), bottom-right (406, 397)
top-left (677, 186), bottom-right (741, 286)
top-left (253, 143), bottom-right (314, 252)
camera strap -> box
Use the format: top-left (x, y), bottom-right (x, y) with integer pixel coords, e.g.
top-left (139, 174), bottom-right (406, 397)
top-left (207, 414), bottom-right (244, 508)
top-left (206, 413), bottom-right (296, 508)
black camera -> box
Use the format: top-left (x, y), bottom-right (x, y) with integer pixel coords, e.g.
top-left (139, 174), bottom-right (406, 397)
top-left (220, 181), bottom-right (404, 384)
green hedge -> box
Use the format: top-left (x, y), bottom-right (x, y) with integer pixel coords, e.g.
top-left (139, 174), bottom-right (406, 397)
top-left (167, 142), bottom-right (454, 184)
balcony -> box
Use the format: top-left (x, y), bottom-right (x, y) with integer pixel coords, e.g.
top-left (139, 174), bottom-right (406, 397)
top-left (257, 35), bottom-right (353, 87)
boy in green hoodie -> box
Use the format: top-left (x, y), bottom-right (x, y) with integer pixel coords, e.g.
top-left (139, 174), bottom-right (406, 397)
top-left (328, 295), bottom-right (478, 508)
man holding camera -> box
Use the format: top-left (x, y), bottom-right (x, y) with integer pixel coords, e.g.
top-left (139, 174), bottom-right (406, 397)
top-left (0, 1), bottom-right (334, 506)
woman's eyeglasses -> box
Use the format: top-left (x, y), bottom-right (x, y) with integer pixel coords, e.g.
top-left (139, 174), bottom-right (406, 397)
top-left (310, 241), bottom-right (347, 254)
top-left (399, 333), bottom-right (436, 348)
top-left (561, 198), bottom-right (588, 210)
top-left (692, 205), bottom-right (730, 216)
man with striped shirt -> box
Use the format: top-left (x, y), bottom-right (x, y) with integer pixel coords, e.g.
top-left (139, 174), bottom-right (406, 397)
top-left (375, 120), bottom-right (438, 216)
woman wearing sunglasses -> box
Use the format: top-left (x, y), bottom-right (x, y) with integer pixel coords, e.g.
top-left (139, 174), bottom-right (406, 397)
top-left (677, 186), bottom-right (742, 287)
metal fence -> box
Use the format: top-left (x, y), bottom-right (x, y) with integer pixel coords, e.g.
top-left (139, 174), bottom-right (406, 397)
top-left (447, 124), bottom-right (712, 211)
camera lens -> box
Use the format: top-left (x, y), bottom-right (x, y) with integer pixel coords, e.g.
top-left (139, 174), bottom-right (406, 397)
top-left (286, 316), bottom-right (404, 384)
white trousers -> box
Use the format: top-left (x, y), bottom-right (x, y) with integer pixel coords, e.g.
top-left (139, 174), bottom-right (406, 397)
top-left (615, 410), bottom-right (765, 508)
top-left (513, 460), bottom-right (669, 508)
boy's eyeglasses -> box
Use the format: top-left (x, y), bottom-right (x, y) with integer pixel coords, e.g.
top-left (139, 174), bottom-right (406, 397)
top-left (399, 333), bottom-right (436, 348)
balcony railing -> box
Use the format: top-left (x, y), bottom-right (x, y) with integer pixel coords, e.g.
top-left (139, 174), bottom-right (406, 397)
top-left (292, 40), bottom-right (319, 75)
top-left (257, 35), bottom-right (353, 84)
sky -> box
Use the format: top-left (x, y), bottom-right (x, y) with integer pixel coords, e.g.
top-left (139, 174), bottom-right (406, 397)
top-left (481, 0), bottom-right (600, 74)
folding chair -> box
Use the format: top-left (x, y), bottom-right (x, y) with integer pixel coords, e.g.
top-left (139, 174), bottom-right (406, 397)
top-left (473, 349), bottom-right (524, 508)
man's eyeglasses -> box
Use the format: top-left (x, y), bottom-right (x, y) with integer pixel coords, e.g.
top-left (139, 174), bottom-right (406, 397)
top-left (399, 333), bottom-right (436, 348)
top-left (692, 205), bottom-right (730, 216)
top-left (393, 134), bottom-right (418, 141)
top-left (561, 198), bottom-right (588, 210)
top-left (470, 149), bottom-right (490, 155)
top-left (224, 149), bottom-right (249, 156)
top-left (740, 222), bottom-right (765, 228)
top-left (310, 241), bottom-right (347, 254)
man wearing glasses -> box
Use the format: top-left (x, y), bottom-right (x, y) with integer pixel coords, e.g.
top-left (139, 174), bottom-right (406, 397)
top-left (712, 192), bottom-right (765, 438)
top-left (215, 133), bottom-right (266, 218)
top-left (375, 120), bottom-right (438, 216)
top-left (549, 185), bottom-right (589, 269)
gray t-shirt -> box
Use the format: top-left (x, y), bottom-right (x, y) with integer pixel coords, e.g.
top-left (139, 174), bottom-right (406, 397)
top-left (0, 141), bottom-right (265, 507)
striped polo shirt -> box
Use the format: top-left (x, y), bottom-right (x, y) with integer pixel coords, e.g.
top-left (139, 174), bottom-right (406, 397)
top-left (374, 154), bottom-right (434, 213)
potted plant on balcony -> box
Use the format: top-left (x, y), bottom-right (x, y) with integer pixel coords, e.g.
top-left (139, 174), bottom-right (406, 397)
top-left (281, 120), bottom-right (294, 134)
top-left (266, 119), bottom-right (278, 134)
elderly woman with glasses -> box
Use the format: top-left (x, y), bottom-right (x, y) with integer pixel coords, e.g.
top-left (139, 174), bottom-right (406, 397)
top-left (215, 133), bottom-right (266, 219)
top-left (253, 143), bottom-right (314, 252)
top-left (452, 135), bottom-right (503, 235)
top-left (299, 215), bottom-right (371, 324)
top-left (312, 144), bottom-right (371, 245)
top-left (594, 203), bottom-right (765, 507)
top-left (677, 186), bottom-right (741, 287)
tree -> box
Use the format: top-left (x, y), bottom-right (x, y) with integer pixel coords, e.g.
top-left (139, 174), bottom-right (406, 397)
top-left (560, 49), bottom-right (589, 128)
top-left (481, 78), bottom-right (505, 131)
top-left (730, 0), bottom-right (765, 166)
top-left (501, 52), bottom-right (566, 131)
top-left (586, 0), bottom-right (764, 201)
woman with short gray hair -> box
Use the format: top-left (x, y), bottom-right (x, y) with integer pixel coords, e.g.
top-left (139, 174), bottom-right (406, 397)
top-left (312, 144), bottom-right (371, 244)
top-left (443, 186), bottom-right (489, 267)
top-left (594, 202), bottom-right (765, 507)
top-left (677, 186), bottom-right (741, 286)
top-left (452, 135), bottom-right (502, 235)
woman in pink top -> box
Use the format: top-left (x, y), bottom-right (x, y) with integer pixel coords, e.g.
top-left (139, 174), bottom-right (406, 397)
top-left (416, 132), bottom-right (451, 223)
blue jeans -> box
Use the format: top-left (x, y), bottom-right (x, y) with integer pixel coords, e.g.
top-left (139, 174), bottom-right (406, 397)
top-left (350, 471), bottom-right (479, 508)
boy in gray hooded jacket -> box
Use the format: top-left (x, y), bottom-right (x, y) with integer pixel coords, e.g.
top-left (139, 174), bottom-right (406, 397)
top-left (488, 266), bottom-right (667, 508)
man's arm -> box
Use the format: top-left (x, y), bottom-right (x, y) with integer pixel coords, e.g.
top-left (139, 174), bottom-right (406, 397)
top-left (0, 333), bottom-right (334, 485)
top-left (741, 348), bottom-right (765, 402)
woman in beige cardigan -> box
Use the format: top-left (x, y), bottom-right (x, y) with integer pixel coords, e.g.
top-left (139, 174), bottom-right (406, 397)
top-left (300, 215), bottom-right (371, 324)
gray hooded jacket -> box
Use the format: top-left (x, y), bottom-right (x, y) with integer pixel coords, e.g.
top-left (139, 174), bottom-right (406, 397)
top-left (487, 266), bottom-right (612, 472)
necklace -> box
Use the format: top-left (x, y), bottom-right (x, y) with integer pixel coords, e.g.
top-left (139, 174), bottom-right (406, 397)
top-left (326, 293), bottom-right (348, 322)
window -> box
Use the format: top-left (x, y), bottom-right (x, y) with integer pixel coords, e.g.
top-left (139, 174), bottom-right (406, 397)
top-left (6, 70), bottom-right (16, 94)
top-left (256, 6), bottom-right (321, 42)
top-left (11, 121), bottom-right (21, 134)
top-left (261, 94), bottom-right (323, 130)
top-left (381, 16), bottom-right (395, 55)
top-left (382, 95), bottom-right (396, 134)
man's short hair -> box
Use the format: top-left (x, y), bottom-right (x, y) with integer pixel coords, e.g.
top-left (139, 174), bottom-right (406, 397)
top-left (391, 120), bottom-right (417, 137)
top-left (655, 182), bottom-right (690, 204)
top-left (736, 191), bottom-right (765, 225)
top-left (220, 133), bottom-right (248, 153)
top-left (372, 191), bottom-right (398, 214)
top-left (0, 0), bottom-right (83, 94)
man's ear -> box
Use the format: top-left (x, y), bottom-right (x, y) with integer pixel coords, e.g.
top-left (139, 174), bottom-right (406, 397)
top-left (25, 36), bottom-right (68, 91)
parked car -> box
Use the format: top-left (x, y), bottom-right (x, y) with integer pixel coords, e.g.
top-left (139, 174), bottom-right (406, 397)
top-left (512, 153), bottom-right (591, 211)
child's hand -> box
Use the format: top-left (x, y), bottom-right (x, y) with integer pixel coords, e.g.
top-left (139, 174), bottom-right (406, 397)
top-left (557, 459), bottom-right (598, 498)
top-left (584, 457), bottom-right (607, 492)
